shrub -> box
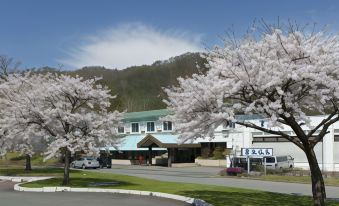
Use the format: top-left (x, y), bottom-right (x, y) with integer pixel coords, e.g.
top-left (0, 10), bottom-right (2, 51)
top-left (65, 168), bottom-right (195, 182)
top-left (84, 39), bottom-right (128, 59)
top-left (212, 147), bottom-right (225, 159)
top-left (223, 148), bottom-right (232, 156)
top-left (252, 165), bottom-right (264, 172)
top-left (201, 147), bottom-right (210, 159)
top-left (226, 167), bottom-right (243, 176)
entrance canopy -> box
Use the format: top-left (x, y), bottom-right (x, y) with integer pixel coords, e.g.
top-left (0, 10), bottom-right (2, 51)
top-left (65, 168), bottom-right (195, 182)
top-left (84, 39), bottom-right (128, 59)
top-left (137, 134), bottom-right (200, 148)
top-left (103, 135), bottom-right (166, 151)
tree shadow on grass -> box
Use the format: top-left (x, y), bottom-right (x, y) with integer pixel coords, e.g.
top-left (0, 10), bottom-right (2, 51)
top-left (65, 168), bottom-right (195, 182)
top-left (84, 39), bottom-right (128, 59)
top-left (26, 177), bottom-right (137, 188)
top-left (0, 167), bottom-right (80, 176)
top-left (178, 190), bottom-right (339, 206)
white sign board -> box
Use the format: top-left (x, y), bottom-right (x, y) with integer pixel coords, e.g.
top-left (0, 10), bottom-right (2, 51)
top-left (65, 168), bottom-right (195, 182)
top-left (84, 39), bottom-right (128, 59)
top-left (241, 148), bottom-right (273, 156)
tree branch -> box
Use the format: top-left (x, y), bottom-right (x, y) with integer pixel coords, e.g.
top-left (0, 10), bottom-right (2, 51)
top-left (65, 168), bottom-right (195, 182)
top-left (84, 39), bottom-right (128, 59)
top-left (307, 110), bottom-right (338, 139)
top-left (311, 114), bottom-right (339, 147)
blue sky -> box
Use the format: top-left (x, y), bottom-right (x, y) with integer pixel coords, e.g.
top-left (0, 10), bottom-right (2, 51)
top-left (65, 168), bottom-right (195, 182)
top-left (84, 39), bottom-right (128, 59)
top-left (0, 0), bottom-right (338, 70)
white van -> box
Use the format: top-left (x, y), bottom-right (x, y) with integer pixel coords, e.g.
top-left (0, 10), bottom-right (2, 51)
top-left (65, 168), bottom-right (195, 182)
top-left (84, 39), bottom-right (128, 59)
top-left (264, 155), bottom-right (294, 169)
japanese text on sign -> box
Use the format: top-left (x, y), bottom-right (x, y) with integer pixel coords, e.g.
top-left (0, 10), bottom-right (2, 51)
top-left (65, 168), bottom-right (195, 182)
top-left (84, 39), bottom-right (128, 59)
top-left (241, 148), bottom-right (273, 156)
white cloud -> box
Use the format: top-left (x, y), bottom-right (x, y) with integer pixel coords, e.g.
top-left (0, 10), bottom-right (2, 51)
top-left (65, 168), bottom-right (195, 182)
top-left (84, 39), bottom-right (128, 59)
top-left (59, 23), bottom-right (203, 69)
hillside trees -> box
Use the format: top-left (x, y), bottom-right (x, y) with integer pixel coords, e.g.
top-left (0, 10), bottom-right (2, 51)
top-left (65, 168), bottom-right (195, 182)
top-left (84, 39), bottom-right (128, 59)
top-left (164, 24), bottom-right (339, 206)
top-left (70, 52), bottom-right (207, 112)
top-left (1, 73), bottom-right (123, 185)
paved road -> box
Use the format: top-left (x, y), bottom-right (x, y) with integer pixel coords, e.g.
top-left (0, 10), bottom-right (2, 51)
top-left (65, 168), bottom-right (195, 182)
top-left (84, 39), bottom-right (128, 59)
top-left (98, 165), bottom-right (339, 199)
top-left (0, 180), bottom-right (189, 206)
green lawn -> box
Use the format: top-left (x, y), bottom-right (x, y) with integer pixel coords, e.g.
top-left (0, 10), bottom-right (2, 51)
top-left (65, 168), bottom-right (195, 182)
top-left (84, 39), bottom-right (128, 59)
top-left (224, 175), bottom-right (339, 187)
top-left (0, 152), bottom-right (59, 168)
top-left (0, 168), bottom-right (78, 176)
top-left (4, 168), bottom-right (334, 206)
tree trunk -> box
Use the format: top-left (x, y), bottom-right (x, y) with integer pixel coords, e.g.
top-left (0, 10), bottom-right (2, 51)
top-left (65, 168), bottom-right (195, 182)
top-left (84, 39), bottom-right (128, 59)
top-left (62, 149), bottom-right (71, 186)
top-left (25, 154), bottom-right (32, 171)
top-left (305, 146), bottom-right (326, 206)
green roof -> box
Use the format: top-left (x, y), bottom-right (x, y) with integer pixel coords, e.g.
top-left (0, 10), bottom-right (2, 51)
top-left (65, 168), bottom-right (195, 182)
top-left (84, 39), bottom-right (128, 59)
top-left (123, 109), bottom-right (172, 122)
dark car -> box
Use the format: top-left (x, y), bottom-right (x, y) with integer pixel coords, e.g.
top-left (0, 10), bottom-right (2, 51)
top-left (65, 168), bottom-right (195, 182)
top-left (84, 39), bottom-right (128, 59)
top-left (97, 156), bottom-right (112, 168)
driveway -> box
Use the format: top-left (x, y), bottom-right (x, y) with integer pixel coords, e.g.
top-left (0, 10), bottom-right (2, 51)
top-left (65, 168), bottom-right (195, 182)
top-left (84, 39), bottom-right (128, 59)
top-left (0, 180), bottom-right (189, 206)
top-left (98, 165), bottom-right (339, 199)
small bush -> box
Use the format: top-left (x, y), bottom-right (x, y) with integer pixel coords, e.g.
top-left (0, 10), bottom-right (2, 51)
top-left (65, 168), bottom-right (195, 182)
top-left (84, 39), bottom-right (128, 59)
top-left (218, 169), bottom-right (227, 176)
top-left (252, 165), bottom-right (264, 172)
top-left (212, 147), bottom-right (225, 160)
top-left (223, 149), bottom-right (232, 156)
top-left (201, 147), bottom-right (210, 159)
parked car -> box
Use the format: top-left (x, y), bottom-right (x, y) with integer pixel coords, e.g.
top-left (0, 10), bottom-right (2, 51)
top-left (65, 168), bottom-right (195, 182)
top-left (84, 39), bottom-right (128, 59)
top-left (71, 157), bottom-right (100, 169)
top-left (231, 155), bottom-right (294, 170)
top-left (264, 155), bottom-right (294, 169)
top-left (97, 156), bottom-right (112, 168)
top-left (231, 156), bottom-right (263, 170)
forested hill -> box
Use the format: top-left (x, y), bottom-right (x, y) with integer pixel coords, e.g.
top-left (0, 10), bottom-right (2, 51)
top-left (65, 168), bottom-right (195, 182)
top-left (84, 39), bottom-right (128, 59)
top-left (66, 52), bottom-right (207, 112)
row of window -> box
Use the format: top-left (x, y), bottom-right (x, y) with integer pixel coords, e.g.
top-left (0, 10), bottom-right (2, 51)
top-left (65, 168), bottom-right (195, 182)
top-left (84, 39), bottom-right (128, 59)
top-left (252, 136), bottom-right (290, 142)
top-left (118, 121), bottom-right (173, 134)
top-left (254, 136), bottom-right (339, 143)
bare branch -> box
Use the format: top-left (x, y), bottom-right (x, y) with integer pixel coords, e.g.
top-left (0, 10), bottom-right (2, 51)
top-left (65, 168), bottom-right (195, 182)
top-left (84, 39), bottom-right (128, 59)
top-left (311, 114), bottom-right (339, 147)
top-left (307, 110), bottom-right (338, 139)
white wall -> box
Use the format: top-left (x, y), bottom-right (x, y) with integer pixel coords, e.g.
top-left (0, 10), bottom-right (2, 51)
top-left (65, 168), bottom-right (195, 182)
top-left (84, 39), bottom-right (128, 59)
top-left (252, 142), bottom-right (325, 170)
top-left (335, 142), bottom-right (339, 164)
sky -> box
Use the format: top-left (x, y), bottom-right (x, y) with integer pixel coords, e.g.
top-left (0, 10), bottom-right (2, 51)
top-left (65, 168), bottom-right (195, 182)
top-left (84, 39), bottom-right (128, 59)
top-left (0, 0), bottom-right (339, 70)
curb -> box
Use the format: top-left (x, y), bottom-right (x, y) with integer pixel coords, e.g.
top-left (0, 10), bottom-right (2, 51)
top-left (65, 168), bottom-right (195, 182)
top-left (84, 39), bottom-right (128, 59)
top-left (0, 176), bottom-right (53, 182)
top-left (3, 176), bottom-right (212, 206)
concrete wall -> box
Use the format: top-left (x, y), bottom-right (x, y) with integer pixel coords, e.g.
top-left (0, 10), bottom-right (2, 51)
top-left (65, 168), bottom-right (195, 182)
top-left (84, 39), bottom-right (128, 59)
top-left (195, 159), bottom-right (227, 167)
top-left (111, 159), bottom-right (139, 165)
top-left (111, 158), bottom-right (165, 165)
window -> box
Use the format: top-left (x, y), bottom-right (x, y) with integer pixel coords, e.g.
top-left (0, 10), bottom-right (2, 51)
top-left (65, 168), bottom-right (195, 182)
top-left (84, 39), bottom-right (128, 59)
top-left (163, 121), bottom-right (172, 131)
top-left (277, 156), bottom-right (288, 162)
top-left (265, 157), bottom-right (276, 163)
top-left (252, 137), bottom-right (264, 142)
top-left (252, 132), bottom-right (264, 136)
top-left (118, 126), bottom-right (124, 134)
top-left (146, 122), bottom-right (155, 132)
top-left (264, 137), bottom-right (278, 142)
top-left (260, 120), bottom-right (265, 127)
top-left (222, 121), bottom-right (235, 129)
top-left (335, 135), bottom-right (339, 142)
top-left (131, 123), bottom-right (139, 133)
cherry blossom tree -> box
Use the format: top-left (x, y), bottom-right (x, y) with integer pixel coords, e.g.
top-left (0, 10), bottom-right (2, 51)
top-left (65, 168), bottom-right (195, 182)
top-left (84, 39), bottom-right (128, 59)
top-left (164, 24), bottom-right (339, 206)
top-left (1, 73), bottom-right (123, 185)
top-left (0, 55), bottom-right (21, 159)
top-left (1, 70), bottom-right (41, 170)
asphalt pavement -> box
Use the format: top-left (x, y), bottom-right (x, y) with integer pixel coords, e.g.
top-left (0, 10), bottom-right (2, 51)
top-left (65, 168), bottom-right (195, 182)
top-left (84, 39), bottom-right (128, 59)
top-left (0, 180), bottom-right (190, 206)
top-left (98, 165), bottom-right (339, 199)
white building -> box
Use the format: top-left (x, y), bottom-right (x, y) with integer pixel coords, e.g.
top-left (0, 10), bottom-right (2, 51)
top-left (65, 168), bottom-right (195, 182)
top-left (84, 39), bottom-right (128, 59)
top-left (107, 109), bottom-right (339, 171)
top-left (208, 115), bottom-right (339, 172)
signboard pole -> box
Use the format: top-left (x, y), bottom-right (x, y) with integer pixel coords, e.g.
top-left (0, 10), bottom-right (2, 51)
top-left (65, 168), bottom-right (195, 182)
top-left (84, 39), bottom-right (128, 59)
top-left (264, 157), bottom-right (266, 176)
top-left (247, 155), bottom-right (250, 174)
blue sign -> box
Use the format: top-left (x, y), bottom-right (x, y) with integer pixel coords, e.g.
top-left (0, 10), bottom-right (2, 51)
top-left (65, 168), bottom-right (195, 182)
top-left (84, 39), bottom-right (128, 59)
top-left (241, 148), bottom-right (273, 156)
